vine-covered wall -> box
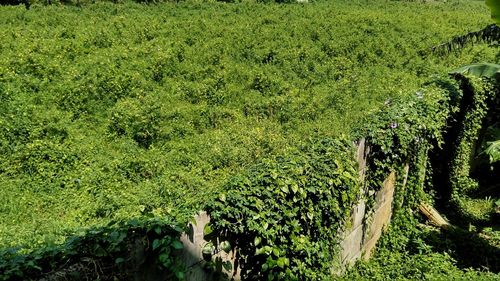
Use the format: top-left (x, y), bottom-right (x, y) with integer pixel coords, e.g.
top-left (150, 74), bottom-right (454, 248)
top-left (201, 75), bottom-right (499, 280)
top-left (446, 75), bottom-right (499, 222)
top-left (200, 77), bottom-right (467, 280)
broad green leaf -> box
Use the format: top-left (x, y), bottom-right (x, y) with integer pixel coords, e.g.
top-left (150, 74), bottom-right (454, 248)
top-left (203, 224), bottom-right (213, 236)
top-left (262, 263), bottom-right (269, 272)
top-left (450, 63), bottom-right (500, 82)
top-left (220, 241), bottom-right (231, 253)
top-left (272, 247), bottom-right (280, 257)
top-left (152, 239), bottom-right (162, 250)
top-left (254, 236), bottom-right (262, 246)
top-left (223, 261), bottom-right (233, 271)
top-left (485, 140), bottom-right (500, 163)
top-left (172, 240), bottom-right (184, 250)
top-left (277, 257), bottom-right (289, 268)
top-left (202, 242), bottom-right (214, 255)
top-left (486, 0), bottom-right (500, 24)
top-left (154, 226), bottom-right (162, 235)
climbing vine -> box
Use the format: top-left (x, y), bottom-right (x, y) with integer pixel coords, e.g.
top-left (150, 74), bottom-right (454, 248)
top-left (447, 74), bottom-right (498, 220)
top-left (204, 78), bottom-right (469, 280)
top-left (360, 79), bottom-right (457, 199)
top-left (0, 217), bottom-right (186, 281)
top-left (206, 138), bottom-right (360, 280)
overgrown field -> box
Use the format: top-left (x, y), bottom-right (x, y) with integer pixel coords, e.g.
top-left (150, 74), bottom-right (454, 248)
top-left (0, 0), bottom-right (497, 255)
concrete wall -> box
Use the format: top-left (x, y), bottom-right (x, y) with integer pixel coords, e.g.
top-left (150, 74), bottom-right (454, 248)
top-left (340, 171), bottom-right (396, 264)
top-left (339, 138), bottom-right (406, 266)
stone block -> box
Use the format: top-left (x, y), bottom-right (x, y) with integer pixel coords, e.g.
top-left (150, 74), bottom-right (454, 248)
top-left (351, 200), bottom-right (366, 228)
top-left (375, 171), bottom-right (396, 206)
top-left (340, 223), bottom-right (364, 265)
top-left (180, 212), bottom-right (210, 281)
top-left (362, 229), bottom-right (382, 260)
top-left (356, 138), bottom-right (370, 182)
top-left (368, 201), bottom-right (392, 238)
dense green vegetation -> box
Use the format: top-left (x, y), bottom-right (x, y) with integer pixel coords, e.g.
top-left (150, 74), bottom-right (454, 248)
top-left (207, 138), bottom-right (360, 280)
top-left (206, 79), bottom-right (462, 280)
top-left (0, 0), bottom-right (499, 279)
top-left (0, 217), bottom-right (186, 280)
top-left (340, 74), bottom-right (500, 280)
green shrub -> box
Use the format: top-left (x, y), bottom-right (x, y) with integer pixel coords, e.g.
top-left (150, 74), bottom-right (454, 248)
top-left (109, 96), bottom-right (163, 149)
top-left (0, 217), bottom-right (185, 281)
top-left (206, 138), bottom-right (359, 280)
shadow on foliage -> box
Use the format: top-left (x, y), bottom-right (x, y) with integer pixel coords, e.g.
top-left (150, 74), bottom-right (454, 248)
top-left (423, 226), bottom-right (500, 273)
top-left (0, 217), bottom-right (187, 281)
top-left (428, 77), bottom-right (499, 226)
top-left (426, 78), bottom-right (464, 203)
top-left (0, 0), bottom-right (30, 9)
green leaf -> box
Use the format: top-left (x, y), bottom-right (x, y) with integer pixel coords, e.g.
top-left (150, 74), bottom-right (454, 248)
top-left (486, 0), bottom-right (500, 24)
top-left (484, 140), bottom-right (500, 163)
top-left (202, 242), bottom-right (214, 255)
top-left (256, 246), bottom-right (272, 256)
top-left (277, 257), bottom-right (288, 269)
top-left (154, 226), bottom-right (163, 235)
top-left (272, 247), bottom-right (280, 257)
top-left (152, 239), bottom-right (162, 250)
top-left (159, 253), bottom-right (171, 267)
top-left (262, 263), bottom-right (269, 272)
top-left (172, 240), bottom-right (184, 250)
top-left (220, 241), bottom-right (231, 253)
top-left (255, 247), bottom-right (265, 255)
top-left (219, 193), bottom-right (226, 202)
top-left (254, 236), bottom-right (262, 246)
top-left (203, 224), bottom-right (213, 236)
top-left (115, 257), bottom-right (125, 264)
top-left (189, 216), bottom-right (198, 227)
top-left (175, 270), bottom-right (185, 280)
top-left (223, 261), bottom-right (233, 271)
top-left (450, 63), bottom-right (500, 82)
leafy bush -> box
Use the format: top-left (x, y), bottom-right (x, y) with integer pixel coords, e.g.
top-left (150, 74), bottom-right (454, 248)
top-left (0, 217), bottom-right (185, 281)
top-left (109, 96), bottom-right (163, 149)
top-left (206, 138), bottom-right (359, 280)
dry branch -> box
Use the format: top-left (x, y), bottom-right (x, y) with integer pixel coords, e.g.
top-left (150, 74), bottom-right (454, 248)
top-left (418, 203), bottom-right (451, 229)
